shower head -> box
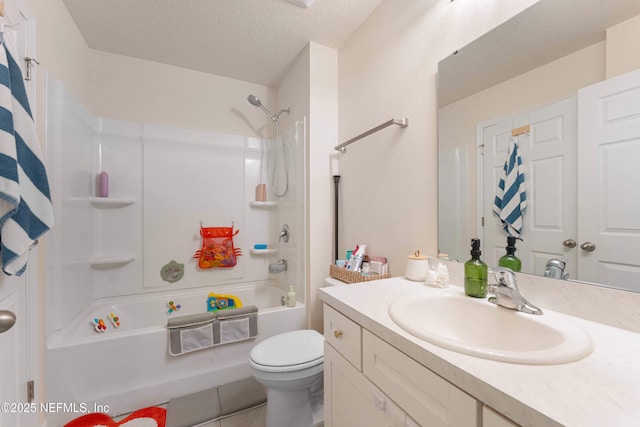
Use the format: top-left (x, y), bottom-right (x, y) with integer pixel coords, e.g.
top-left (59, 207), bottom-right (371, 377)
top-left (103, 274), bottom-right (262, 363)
top-left (247, 94), bottom-right (262, 107)
top-left (247, 94), bottom-right (290, 123)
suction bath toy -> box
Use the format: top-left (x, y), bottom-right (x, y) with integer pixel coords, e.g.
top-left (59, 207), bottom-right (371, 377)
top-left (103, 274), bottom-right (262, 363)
top-left (109, 313), bottom-right (121, 328)
top-left (207, 293), bottom-right (242, 312)
top-left (92, 318), bottom-right (107, 333)
top-left (167, 301), bottom-right (181, 314)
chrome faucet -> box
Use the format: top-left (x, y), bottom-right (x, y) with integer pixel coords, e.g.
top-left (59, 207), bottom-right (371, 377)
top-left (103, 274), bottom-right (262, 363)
top-left (487, 267), bottom-right (543, 315)
top-left (544, 258), bottom-right (569, 280)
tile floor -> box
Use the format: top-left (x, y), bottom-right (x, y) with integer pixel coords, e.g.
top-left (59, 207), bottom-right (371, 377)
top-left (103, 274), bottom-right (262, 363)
top-left (200, 404), bottom-right (266, 427)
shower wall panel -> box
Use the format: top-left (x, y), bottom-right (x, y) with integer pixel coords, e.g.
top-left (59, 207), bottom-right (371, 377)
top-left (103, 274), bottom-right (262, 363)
top-left (45, 75), bottom-right (290, 336)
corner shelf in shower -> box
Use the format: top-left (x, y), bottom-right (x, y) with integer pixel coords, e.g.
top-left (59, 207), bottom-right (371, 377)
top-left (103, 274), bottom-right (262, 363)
top-left (249, 248), bottom-right (279, 255)
top-left (90, 254), bottom-right (136, 269)
top-left (249, 201), bottom-right (278, 208)
top-left (90, 197), bottom-right (135, 208)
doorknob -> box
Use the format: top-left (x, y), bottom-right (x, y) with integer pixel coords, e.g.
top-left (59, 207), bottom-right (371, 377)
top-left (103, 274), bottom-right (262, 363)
top-left (580, 242), bottom-right (596, 252)
top-left (562, 239), bottom-right (577, 248)
top-left (0, 310), bottom-right (16, 333)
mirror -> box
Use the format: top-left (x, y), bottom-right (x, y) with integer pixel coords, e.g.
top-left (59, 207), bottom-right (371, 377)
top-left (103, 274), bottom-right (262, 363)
top-left (437, 0), bottom-right (640, 291)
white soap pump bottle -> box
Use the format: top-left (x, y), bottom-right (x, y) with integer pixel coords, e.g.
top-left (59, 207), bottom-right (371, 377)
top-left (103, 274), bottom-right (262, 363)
top-left (286, 285), bottom-right (296, 307)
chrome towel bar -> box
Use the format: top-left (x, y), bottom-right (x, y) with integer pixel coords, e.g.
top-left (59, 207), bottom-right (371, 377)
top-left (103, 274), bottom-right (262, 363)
top-left (335, 117), bottom-right (408, 153)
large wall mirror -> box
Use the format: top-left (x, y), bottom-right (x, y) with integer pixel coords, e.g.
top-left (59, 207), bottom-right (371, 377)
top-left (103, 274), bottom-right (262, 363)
top-left (438, 0), bottom-right (640, 292)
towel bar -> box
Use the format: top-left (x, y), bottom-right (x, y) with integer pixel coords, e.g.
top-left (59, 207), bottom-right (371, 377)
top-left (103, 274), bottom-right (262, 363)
top-left (335, 117), bottom-right (408, 153)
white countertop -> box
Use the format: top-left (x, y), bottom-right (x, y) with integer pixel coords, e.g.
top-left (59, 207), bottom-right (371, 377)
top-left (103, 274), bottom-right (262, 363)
top-left (318, 277), bottom-right (640, 427)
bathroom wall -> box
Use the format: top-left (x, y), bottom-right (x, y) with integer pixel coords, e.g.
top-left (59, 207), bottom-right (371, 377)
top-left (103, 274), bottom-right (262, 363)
top-left (337, 0), bottom-right (539, 274)
top-left (25, 0), bottom-right (278, 142)
top-left (606, 14), bottom-right (640, 79)
top-left (275, 42), bottom-right (338, 331)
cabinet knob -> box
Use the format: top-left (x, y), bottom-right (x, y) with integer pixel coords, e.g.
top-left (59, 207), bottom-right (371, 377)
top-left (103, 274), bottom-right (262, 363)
top-left (333, 329), bottom-right (343, 339)
top-left (562, 239), bottom-right (577, 248)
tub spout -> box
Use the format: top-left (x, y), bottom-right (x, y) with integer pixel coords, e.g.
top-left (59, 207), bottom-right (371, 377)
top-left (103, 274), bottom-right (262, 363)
top-left (269, 259), bottom-right (287, 274)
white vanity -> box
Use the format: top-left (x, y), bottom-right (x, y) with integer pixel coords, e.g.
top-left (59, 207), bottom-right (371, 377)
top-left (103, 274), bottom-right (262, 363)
top-left (319, 277), bottom-right (640, 426)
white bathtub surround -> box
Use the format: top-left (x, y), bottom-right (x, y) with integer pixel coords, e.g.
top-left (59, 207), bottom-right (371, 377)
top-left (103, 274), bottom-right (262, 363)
top-left (319, 277), bottom-right (640, 426)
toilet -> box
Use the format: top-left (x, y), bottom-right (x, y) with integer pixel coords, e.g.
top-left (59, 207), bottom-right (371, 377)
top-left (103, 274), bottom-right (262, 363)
top-left (249, 329), bottom-right (324, 427)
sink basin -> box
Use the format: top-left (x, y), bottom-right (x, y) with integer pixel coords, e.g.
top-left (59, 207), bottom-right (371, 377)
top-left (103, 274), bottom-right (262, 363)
top-left (388, 291), bottom-right (594, 364)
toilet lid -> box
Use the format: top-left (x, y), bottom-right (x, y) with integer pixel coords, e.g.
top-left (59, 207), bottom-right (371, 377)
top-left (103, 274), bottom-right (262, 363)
top-left (250, 329), bottom-right (324, 368)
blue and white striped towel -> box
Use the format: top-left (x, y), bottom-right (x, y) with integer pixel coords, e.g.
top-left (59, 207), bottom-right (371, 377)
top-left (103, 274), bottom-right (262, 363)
top-left (493, 136), bottom-right (526, 237)
top-left (0, 31), bottom-right (53, 276)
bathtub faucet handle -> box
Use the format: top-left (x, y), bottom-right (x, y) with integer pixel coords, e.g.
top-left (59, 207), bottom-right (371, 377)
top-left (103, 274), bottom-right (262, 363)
top-left (279, 224), bottom-right (290, 243)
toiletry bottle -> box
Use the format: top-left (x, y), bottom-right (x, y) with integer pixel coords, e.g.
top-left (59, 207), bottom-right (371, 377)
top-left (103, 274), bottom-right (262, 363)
top-left (99, 171), bottom-right (109, 197)
top-left (346, 244), bottom-right (367, 272)
top-left (464, 238), bottom-right (488, 297)
top-left (286, 285), bottom-right (296, 307)
top-left (498, 236), bottom-right (522, 272)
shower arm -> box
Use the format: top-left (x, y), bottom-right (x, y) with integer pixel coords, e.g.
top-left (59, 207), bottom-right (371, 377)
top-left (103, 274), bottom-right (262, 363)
top-left (334, 118), bottom-right (408, 153)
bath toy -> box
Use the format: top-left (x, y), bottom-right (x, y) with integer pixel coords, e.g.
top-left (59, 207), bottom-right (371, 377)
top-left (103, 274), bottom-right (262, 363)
top-left (160, 260), bottom-right (185, 283)
top-left (167, 301), bottom-right (181, 314)
top-left (194, 225), bottom-right (242, 269)
top-left (92, 317), bottom-right (107, 333)
top-left (109, 312), bottom-right (121, 328)
top-left (207, 293), bottom-right (242, 312)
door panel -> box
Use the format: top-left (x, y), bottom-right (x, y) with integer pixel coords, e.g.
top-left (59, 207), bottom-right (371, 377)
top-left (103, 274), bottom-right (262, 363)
top-left (578, 69), bottom-right (640, 291)
top-left (481, 97), bottom-right (577, 276)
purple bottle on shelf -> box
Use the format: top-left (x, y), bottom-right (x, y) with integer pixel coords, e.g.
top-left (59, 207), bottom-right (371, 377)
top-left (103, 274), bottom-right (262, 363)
top-left (99, 171), bottom-right (109, 197)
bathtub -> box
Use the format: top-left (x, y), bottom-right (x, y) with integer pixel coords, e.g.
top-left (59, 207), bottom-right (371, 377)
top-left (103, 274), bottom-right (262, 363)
top-left (44, 281), bottom-right (305, 426)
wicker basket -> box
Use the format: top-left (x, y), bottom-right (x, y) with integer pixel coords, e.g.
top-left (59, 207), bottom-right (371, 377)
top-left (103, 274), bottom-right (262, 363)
top-left (329, 264), bottom-right (391, 284)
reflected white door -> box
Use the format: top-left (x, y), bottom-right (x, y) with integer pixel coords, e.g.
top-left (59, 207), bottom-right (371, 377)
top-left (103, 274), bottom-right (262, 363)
top-left (481, 97), bottom-right (577, 276)
top-left (578, 69), bottom-right (640, 292)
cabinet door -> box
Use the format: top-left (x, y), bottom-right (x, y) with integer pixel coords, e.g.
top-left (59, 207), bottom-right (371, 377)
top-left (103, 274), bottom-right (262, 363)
top-left (324, 342), bottom-right (406, 427)
top-left (363, 330), bottom-right (479, 427)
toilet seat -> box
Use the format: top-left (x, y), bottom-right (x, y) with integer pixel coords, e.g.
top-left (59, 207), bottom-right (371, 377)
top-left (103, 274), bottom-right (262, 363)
top-left (250, 330), bottom-right (324, 373)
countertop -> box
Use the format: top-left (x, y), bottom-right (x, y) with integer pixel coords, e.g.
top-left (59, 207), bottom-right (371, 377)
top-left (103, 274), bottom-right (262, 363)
top-left (318, 277), bottom-right (640, 427)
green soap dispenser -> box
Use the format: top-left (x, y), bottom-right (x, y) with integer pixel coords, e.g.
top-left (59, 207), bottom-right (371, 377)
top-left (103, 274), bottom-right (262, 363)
top-left (499, 236), bottom-right (522, 272)
top-left (465, 238), bottom-right (488, 298)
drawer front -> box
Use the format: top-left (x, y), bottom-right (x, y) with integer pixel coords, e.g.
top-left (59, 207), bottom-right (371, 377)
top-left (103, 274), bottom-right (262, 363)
top-left (323, 304), bottom-right (362, 370)
top-left (363, 330), bottom-right (479, 427)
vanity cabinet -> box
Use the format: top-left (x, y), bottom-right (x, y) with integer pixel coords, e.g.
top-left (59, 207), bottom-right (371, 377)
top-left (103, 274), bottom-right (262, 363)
top-left (483, 407), bottom-right (519, 427)
top-left (323, 304), bottom-right (480, 427)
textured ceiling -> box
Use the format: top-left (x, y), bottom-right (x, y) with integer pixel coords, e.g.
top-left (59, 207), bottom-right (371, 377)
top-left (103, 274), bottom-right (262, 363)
top-left (62, 0), bottom-right (384, 87)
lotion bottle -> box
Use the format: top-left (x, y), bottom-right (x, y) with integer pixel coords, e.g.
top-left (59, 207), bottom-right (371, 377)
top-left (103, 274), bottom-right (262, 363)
top-left (464, 238), bottom-right (487, 297)
top-left (498, 236), bottom-right (522, 272)
top-left (286, 285), bottom-right (296, 307)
